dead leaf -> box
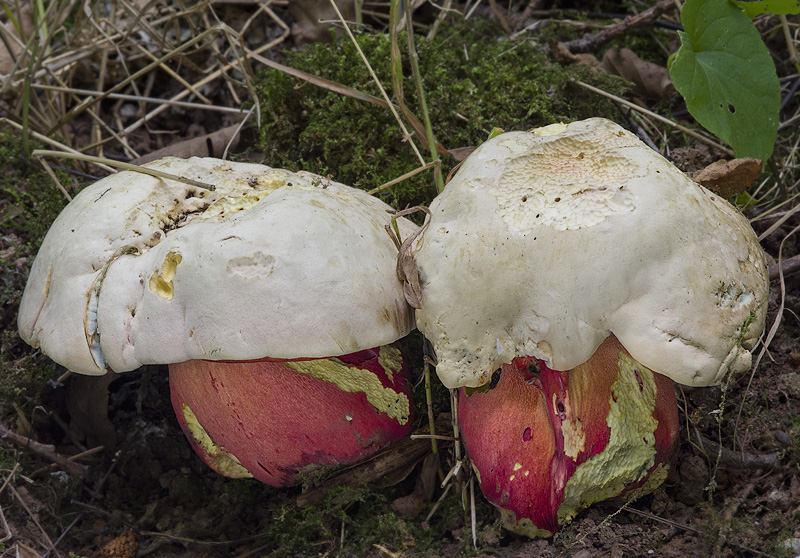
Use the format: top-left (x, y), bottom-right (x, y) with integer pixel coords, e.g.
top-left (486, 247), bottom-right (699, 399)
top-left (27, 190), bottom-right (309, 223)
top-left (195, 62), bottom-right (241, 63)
top-left (691, 158), bottom-right (763, 198)
top-left (67, 374), bottom-right (120, 450)
top-left (601, 48), bottom-right (674, 100)
top-left (288, 0), bottom-right (357, 45)
top-left (14, 542), bottom-right (40, 558)
top-left (131, 123), bottom-right (242, 165)
top-left (447, 146), bottom-right (476, 162)
top-left (389, 206), bottom-right (430, 310)
top-left (548, 39), bottom-right (602, 70)
top-left (391, 452), bottom-right (439, 517)
top-left (100, 530), bottom-right (139, 558)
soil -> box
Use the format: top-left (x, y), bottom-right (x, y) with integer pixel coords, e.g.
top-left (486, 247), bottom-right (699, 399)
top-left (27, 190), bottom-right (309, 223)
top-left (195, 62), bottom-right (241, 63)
top-left (1, 2), bottom-right (799, 557)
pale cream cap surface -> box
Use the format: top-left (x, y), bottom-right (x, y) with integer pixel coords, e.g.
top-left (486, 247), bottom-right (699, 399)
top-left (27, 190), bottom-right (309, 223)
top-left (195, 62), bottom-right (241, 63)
top-left (414, 118), bottom-right (768, 388)
top-left (19, 157), bottom-right (416, 374)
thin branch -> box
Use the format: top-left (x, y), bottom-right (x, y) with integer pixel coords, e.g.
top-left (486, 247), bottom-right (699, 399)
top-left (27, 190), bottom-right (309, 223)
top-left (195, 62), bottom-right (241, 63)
top-left (561, 0), bottom-right (677, 54)
top-left (0, 422), bottom-right (88, 478)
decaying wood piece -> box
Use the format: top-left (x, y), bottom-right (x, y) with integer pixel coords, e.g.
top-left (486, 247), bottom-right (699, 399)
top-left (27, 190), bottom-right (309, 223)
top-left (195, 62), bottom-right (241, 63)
top-left (297, 417), bottom-right (451, 508)
top-left (696, 435), bottom-right (779, 471)
top-left (768, 254), bottom-right (800, 279)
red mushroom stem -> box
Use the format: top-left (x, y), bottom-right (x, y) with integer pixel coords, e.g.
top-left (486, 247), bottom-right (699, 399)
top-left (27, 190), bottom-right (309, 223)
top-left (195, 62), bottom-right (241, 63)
top-left (169, 345), bottom-right (414, 487)
top-left (458, 334), bottom-right (679, 537)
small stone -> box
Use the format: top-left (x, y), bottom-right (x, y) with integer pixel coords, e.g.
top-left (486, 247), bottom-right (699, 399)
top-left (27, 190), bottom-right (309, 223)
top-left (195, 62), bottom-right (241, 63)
top-left (775, 430), bottom-right (792, 446)
top-left (783, 536), bottom-right (800, 554)
top-left (767, 489), bottom-right (791, 511)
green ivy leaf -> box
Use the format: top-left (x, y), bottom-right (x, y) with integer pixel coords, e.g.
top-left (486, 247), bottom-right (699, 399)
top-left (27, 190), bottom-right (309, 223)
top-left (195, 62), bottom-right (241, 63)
top-left (669, 0), bottom-right (780, 160)
top-left (732, 0), bottom-right (800, 18)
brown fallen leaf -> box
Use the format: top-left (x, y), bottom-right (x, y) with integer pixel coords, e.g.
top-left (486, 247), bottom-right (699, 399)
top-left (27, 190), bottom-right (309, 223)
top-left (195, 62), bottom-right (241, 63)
top-left (601, 48), bottom-right (674, 100)
top-left (547, 39), bottom-right (603, 70)
top-left (391, 452), bottom-right (439, 517)
top-left (691, 157), bottom-right (763, 198)
top-left (131, 123), bottom-right (242, 165)
top-left (288, 0), bottom-right (356, 45)
top-left (447, 146), bottom-right (477, 162)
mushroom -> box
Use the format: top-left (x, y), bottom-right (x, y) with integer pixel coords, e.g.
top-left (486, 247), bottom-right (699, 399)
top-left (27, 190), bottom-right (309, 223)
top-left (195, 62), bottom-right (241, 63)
top-left (411, 118), bottom-right (768, 533)
top-left (18, 157), bottom-right (417, 485)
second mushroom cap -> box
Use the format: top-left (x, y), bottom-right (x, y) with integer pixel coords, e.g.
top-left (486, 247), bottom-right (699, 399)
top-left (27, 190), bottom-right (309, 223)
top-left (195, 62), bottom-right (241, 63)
top-left (413, 118), bottom-right (768, 389)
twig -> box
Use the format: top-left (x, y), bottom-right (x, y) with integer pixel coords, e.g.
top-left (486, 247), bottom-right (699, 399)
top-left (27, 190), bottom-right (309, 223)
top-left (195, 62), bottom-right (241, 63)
top-left (46, 439), bottom-right (126, 557)
top-left (49, 25), bottom-right (223, 134)
top-left (31, 84), bottom-right (247, 114)
top-left (0, 499), bottom-right (10, 543)
top-left (561, 0), bottom-right (677, 54)
top-left (124, 23), bottom-right (288, 136)
top-left (695, 434), bottom-right (779, 471)
top-left (9, 483), bottom-right (63, 557)
top-left (69, 500), bottom-right (273, 546)
top-left (36, 157), bottom-right (73, 201)
top-left (32, 150), bottom-right (217, 190)
top-left (768, 253), bottom-right (800, 279)
top-left (368, 160), bottom-right (438, 195)
top-left (0, 117), bottom-right (116, 173)
top-left (0, 422), bottom-right (89, 478)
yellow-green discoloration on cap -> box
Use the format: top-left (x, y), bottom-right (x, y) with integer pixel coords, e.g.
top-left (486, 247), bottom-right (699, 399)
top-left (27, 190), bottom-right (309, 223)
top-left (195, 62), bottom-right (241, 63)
top-left (557, 352), bottom-right (660, 524)
top-left (148, 251), bottom-right (182, 301)
top-left (532, 122), bottom-right (568, 136)
top-left (287, 358), bottom-right (411, 425)
top-left (182, 403), bottom-right (251, 479)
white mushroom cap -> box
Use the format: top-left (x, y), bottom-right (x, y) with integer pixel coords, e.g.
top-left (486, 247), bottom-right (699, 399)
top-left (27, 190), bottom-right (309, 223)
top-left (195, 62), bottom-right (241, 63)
top-left (18, 157), bottom-right (416, 375)
top-left (414, 118), bottom-right (768, 389)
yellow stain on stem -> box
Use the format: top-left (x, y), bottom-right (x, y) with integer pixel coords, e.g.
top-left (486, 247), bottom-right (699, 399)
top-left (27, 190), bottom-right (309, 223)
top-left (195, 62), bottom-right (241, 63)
top-left (557, 352), bottom-right (661, 524)
top-left (182, 404), bottom-right (252, 479)
top-left (286, 354), bottom-right (410, 425)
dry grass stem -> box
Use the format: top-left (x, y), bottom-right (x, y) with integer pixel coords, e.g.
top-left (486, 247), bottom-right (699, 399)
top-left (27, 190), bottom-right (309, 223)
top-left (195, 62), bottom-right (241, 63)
top-left (575, 80), bottom-right (735, 156)
top-left (32, 149), bottom-right (217, 190)
top-left (328, 0), bottom-right (426, 165)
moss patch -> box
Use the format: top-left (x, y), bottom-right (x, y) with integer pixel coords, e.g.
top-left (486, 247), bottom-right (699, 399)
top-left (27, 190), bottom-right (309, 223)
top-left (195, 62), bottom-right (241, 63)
top-left (0, 125), bottom-right (70, 404)
top-left (254, 20), bottom-right (628, 209)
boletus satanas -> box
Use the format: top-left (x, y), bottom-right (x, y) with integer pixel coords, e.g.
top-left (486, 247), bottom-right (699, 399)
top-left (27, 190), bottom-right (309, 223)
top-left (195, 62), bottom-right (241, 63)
top-left (410, 118), bottom-right (768, 535)
top-left (18, 157), bottom-right (417, 486)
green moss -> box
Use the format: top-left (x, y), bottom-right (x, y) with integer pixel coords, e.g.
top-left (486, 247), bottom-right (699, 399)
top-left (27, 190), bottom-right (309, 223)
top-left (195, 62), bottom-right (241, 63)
top-left (260, 486), bottom-right (439, 557)
top-left (254, 20), bottom-right (628, 209)
top-left (0, 125), bottom-right (70, 409)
